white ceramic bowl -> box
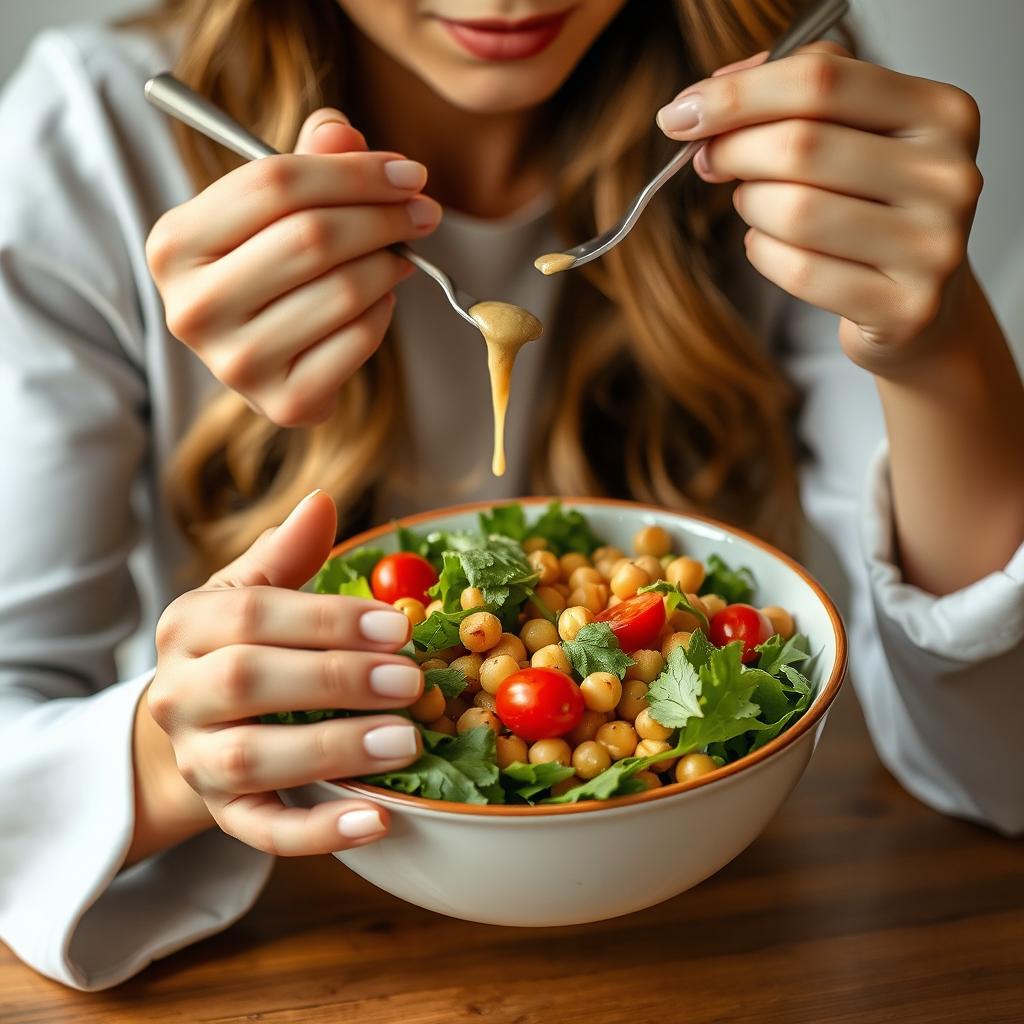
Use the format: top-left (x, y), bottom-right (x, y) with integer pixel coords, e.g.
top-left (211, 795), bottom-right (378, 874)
top-left (282, 498), bottom-right (846, 927)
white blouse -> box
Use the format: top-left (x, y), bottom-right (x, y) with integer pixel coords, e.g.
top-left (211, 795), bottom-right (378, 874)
top-left (0, 25), bottom-right (1021, 991)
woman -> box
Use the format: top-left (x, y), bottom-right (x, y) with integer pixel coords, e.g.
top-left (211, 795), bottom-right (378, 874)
top-left (0, 0), bottom-right (1021, 991)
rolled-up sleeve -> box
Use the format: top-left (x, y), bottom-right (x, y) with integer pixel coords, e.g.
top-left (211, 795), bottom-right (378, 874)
top-left (0, 29), bottom-right (272, 991)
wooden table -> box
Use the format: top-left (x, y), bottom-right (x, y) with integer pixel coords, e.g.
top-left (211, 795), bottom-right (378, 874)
top-left (3, 684), bottom-right (1022, 1024)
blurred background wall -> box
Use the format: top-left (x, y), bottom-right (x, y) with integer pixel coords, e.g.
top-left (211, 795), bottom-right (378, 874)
top-left (2, 0), bottom-right (1021, 359)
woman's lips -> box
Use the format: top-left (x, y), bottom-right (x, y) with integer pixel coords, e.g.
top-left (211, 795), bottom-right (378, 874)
top-left (439, 11), bottom-right (571, 61)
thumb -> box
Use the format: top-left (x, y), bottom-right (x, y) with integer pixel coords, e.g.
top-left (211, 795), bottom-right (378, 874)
top-left (293, 106), bottom-right (368, 156)
top-left (206, 489), bottom-right (338, 591)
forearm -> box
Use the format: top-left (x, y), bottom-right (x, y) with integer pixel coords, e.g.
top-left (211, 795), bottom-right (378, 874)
top-left (124, 688), bottom-right (214, 867)
top-left (876, 269), bottom-right (1024, 596)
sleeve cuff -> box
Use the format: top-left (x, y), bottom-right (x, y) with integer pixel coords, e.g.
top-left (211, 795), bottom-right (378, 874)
top-left (861, 443), bottom-right (1024, 662)
top-left (0, 671), bottom-right (273, 991)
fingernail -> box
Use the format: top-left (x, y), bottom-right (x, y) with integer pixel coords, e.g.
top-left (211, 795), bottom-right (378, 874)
top-left (370, 663), bottom-right (423, 699)
top-left (657, 94), bottom-right (703, 134)
top-left (338, 807), bottom-right (384, 839)
top-left (384, 159), bottom-right (427, 190)
top-left (406, 196), bottom-right (441, 229)
top-left (282, 488), bottom-right (321, 526)
top-left (694, 146), bottom-right (711, 177)
top-left (360, 610), bottom-right (410, 645)
top-left (364, 724), bottom-right (419, 760)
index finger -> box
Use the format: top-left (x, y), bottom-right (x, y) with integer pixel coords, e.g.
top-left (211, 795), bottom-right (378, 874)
top-left (658, 45), bottom-right (935, 140)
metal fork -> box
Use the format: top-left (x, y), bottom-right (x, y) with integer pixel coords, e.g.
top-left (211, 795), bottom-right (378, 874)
top-left (144, 74), bottom-right (483, 328)
top-left (536, 0), bottom-right (849, 273)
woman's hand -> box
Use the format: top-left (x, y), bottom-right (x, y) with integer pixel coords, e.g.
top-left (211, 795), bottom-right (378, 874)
top-left (130, 490), bottom-right (424, 862)
top-left (146, 108), bottom-right (441, 427)
top-left (657, 43), bottom-right (984, 375)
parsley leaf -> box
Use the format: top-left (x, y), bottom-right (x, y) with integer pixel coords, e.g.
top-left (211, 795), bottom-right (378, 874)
top-left (646, 646), bottom-right (703, 728)
top-left (363, 726), bottom-right (499, 805)
top-left (501, 760), bottom-right (576, 801)
top-left (429, 551), bottom-right (471, 612)
top-left (314, 548), bottom-right (384, 594)
top-left (638, 580), bottom-right (709, 631)
top-left (527, 501), bottom-right (605, 557)
top-left (428, 536), bottom-right (539, 616)
top-left (683, 629), bottom-right (716, 670)
top-left (698, 553), bottom-right (756, 605)
top-left (755, 633), bottom-right (810, 677)
top-left (413, 606), bottom-right (484, 655)
top-left (423, 667), bottom-right (467, 699)
top-left (478, 504), bottom-right (528, 541)
top-left (561, 622), bottom-right (635, 679)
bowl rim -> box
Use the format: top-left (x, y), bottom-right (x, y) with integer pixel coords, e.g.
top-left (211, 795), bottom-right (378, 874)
top-left (318, 495), bottom-right (847, 817)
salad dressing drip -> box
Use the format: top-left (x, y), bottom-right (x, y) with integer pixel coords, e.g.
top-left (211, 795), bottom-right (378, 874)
top-left (533, 252), bottom-right (576, 275)
top-left (467, 301), bottom-right (543, 477)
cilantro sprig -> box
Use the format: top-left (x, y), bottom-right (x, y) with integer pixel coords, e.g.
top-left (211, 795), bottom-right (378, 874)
top-left (561, 622), bottom-right (634, 680)
top-left (638, 580), bottom-right (709, 631)
top-left (698, 554), bottom-right (756, 605)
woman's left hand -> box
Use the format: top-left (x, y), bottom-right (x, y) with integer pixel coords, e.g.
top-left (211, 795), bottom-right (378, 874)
top-left (657, 43), bottom-right (984, 375)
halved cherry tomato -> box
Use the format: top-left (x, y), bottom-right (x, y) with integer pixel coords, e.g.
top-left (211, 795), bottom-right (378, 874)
top-left (370, 552), bottom-right (438, 606)
top-left (708, 604), bottom-right (773, 663)
top-left (495, 668), bottom-right (585, 742)
top-left (595, 592), bottom-right (665, 653)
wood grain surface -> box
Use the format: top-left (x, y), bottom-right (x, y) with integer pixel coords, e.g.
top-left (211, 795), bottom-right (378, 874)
top-left (3, 684), bottom-right (1022, 1024)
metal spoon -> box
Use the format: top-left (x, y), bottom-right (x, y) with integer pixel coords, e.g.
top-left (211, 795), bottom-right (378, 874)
top-left (144, 73), bottom-right (482, 328)
top-left (534, 0), bottom-right (850, 274)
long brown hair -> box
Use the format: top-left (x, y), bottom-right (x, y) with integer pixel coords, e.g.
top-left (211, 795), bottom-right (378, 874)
top-left (145, 0), bottom-right (805, 580)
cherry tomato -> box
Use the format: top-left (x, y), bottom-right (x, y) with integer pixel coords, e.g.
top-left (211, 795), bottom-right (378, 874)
top-left (708, 604), bottom-right (773, 663)
top-left (495, 668), bottom-right (585, 742)
top-left (595, 592), bottom-right (665, 653)
top-left (370, 552), bottom-right (438, 606)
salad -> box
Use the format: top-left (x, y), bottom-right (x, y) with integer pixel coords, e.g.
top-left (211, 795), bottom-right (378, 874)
top-left (273, 502), bottom-right (817, 805)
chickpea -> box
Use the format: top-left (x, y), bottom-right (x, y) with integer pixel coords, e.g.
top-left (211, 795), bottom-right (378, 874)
top-left (527, 549), bottom-right (560, 585)
top-left (635, 708), bottom-right (672, 741)
top-left (558, 605), bottom-right (594, 643)
top-left (568, 583), bottom-right (608, 613)
top-left (553, 583), bottom-right (571, 599)
top-left (522, 535), bottom-right (548, 554)
top-left (616, 680), bottom-right (649, 722)
top-left (611, 562), bottom-right (650, 600)
top-left (495, 734), bottom-right (529, 769)
top-left (525, 586), bottom-right (567, 620)
top-left (661, 631), bottom-right (692, 659)
top-left (528, 738), bottom-right (572, 767)
top-left (609, 556), bottom-right (631, 576)
top-left (460, 586), bottom-right (486, 611)
top-left (393, 596), bottom-right (427, 626)
top-left (559, 552), bottom-right (591, 578)
top-left (668, 593), bottom-right (708, 633)
top-left (479, 653), bottom-right (520, 694)
top-left (701, 593), bottom-right (727, 618)
top-left (594, 558), bottom-right (618, 582)
top-left (633, 554), bottom-right (664, 582)
top-left (445, 695), bottom-right (469, 720)
top-left (666, 556), bottom-right (705, 594)
top-left (572, 740), bottom-right (612, 780)
top-left (568, 566), bottom-right (604, 591)
top-left (675, 753), bottom-right (717, 783)
top-left (459, 611), bottom-right (502, 653)
top-left (457, 707), bottom-right (501, 735)
top-left (550, 775), bottom-right (582, 797)
top-left (633, 770), bottom-right (662, 791)
top-left (761, 605), bottom-right (795, 640)
top-left (419, 658), bottom-right (449, 672)
top-left (520, 618), bottom-right (559, 654)
top-left (531, 644), bottom-right (573, 674)
top-left (635, 738), bottom-right (674, 767)
top-left (409, 685), bottom-right (445, 723)
top-left (488, 632), bottom-right (528, 662)
top-left (566, 709), bottom-right (609, 747)
top-left (607, 594), bottom-right (623, 608)
top-left (426, 716), bottom-right (456, 736)
top-left (473, 690), bottom-right (499, 714)
top-left (450, 652), bottom-right (483, 682)
top-left (595, 720), bottom-right (638, 760)
top-left (592, 545), bottom-right (625, 564)
top-left (580, 671), bottom-right (622, 713)
top-left (633, 524), bottom-right (672, 558)
top-left (425, 599), bottom-right (443, 616)
top-left (626, 649), bottom-right (664, 683)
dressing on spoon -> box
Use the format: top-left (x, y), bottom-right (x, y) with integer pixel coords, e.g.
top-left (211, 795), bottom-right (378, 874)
top-left (467, 301), bottom-right (543, 476)
top-left (533, 252), bottom-right (576, 275)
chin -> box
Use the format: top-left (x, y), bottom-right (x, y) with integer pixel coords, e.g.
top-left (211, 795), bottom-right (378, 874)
top-left (420, 65), bottom-right (568, 114)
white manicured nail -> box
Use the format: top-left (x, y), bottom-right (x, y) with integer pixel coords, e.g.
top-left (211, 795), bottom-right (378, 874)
top-left (363, 724), bottom-right (419, 760)
top-left (360, 610), bottom-right (410, 645)
top-left (384, 159), bottom-right (427, 190)
top-left (370, 664), bottom-right (422, 699)
top-left (338, 808), bottom-right (384, 839)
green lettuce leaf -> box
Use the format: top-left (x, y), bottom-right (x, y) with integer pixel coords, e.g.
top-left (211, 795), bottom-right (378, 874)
top-left (314, 548), bottom-right (385, 594)
top-left (542, 757), bottom-right (652, 803)
top-left (561, 622), bottom-right (634, 680)
top-left (337, 576), bottom-right (373, 599)
top-left (501, 760), bottom-right (576, 801)
top-left (526, 501), bottom-right (605, 557)
top-left (478, 504), bottom-right (528, 541)
top-left (698, 553), bottom-right (756, 605)
top-left (755, 633), bottom-right (810, 677)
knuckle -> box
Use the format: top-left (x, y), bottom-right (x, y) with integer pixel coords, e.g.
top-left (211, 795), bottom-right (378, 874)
top-left (783, 251), bottom-right (816, 292)
top-left (228, 589), bottom-right (264, 641)
top-left (216, 646), bottom-right (254, 706)
top-left (901, 286), bottom-right (943, 332)
top-left (155, 602), bottom-right (183, 653)
top-left (174, 746), bottom-right (201, 791)
top-left (265, 390), bottom-right (314, 429)
top-left (144, 215), bottom-right (178, 278)
top-left (923, 223), bottom-right (966, 276)
top-left (798, 53), bottom-right (840, 108)
top-left (146, 679), bottom-right (176, 729)
top-left (943, 161), bottom-right (984, 209)
top-left (781, 187), bottom-right (817, 235)
top-left (250, 154), bottom-right (299, 199)
top-left (292, 210), bottom-right (334, 263)
top-left (211, 344), bottom-right (258, 389)
top-left (164, 284), bottom-right (217, 343)
top-left (715, 77), bottom-right (742, 118)
top-left (783, 121), bottom-right (821, 173)
top-left (218, 736), bottom-right (256, 790)
top-left (936, 85), bottom-right (981, 139)
top-left (321, 651), bottom-right (352, 704)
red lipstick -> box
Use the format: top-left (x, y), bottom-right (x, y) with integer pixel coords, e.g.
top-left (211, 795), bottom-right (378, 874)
top-left (439, 10), bottom-right (573, 61)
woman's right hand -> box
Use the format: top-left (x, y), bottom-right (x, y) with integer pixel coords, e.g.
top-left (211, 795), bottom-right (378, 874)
top-left (145, 108), bottom-right (441, 427)
top-left (139, 489), bottom-right (424, 859)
